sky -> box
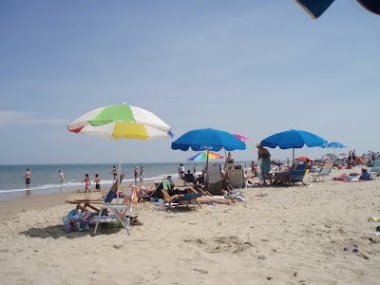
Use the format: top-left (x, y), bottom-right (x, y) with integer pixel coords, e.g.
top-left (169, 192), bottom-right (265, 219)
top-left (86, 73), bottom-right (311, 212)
top-left (0, 1), bottom-right (379, 165)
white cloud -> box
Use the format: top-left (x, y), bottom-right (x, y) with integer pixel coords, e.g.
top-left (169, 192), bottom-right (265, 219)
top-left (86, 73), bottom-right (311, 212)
top-left (0, 110), bottom-right (67, 127)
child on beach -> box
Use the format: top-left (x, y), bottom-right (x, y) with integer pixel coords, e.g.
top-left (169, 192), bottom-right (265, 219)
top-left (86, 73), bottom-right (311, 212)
top-left (82, 174), bottom-right (91, 193)
top-left (94, 174), bottom-right (101, 192)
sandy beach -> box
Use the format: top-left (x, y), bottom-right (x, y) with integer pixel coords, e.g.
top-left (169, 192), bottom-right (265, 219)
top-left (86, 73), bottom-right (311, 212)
top-left (0, 169), bottom-right (379, 285)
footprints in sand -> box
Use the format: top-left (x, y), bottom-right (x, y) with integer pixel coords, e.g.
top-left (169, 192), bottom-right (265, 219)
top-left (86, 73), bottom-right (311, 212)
top-left (184, 236), bottom-right (254, 254)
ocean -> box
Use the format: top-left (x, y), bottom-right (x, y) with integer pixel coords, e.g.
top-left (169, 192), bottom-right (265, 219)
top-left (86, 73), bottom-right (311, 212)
top-left (0, 162), bottom-right (212, 201)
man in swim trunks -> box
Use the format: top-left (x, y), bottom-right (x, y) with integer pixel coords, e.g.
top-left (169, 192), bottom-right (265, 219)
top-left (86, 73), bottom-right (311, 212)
top-left (25, 168), bottom-right (31, 189)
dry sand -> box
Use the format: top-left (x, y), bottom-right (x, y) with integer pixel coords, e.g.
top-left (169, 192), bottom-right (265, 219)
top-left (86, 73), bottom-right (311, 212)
top-left (0, 169), bottom-right (379, 284)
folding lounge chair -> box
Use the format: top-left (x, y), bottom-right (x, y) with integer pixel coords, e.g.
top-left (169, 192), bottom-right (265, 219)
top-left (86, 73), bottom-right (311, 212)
top-left (66, 174), bottom-right (125, 213)
top-left (371, 157), bottom-right (380, 174)
top-left (274, 164), bottom-right (307, 186)
top-left (289, 164), bottom-right (307, 185)
top-left (91, 187), bottom-right (137, 235)
top-left (310, 159), bottom-right (335, 182)
top-left (206, 164), bottom-right (226, 195)
top-left (150, 176), bottom-right (175, 199)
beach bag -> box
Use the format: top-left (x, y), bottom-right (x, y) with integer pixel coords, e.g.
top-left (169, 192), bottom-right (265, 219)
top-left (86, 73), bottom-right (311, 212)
top-left (63, 209), bottom-right (80, 233)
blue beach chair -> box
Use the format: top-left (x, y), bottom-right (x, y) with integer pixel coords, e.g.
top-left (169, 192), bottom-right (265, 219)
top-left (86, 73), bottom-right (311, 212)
top-left (289, 164), bottom-right (307, 185)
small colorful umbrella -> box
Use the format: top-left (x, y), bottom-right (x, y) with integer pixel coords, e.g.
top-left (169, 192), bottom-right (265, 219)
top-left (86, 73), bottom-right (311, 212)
top-left (187, 151), bottom-right (224, 162)
top-left (233, 134), bottom-right (249, 143)
top-left (296, 156), bottom-right (313, 162)
top-left (67, 103), bottom-right (173, 195)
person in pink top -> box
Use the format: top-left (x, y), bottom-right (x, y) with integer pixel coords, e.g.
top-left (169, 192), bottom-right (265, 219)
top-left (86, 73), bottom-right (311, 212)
top-left (82, 173), bottom-right (91, 193)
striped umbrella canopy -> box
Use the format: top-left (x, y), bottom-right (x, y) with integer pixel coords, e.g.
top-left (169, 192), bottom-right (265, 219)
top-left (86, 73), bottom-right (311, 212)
top-left (67, 103), bottom-right (173, 195)
top-left (187, 151), bottom-right (224, 162)
top-left (67, 104), bottom-right (173, 139)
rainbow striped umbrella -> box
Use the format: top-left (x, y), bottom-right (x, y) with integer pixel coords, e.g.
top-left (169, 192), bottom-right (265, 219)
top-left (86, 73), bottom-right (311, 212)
top-left (187, 151), bottom-right (224, 162)
top-left (67, 104), bottom-right (173, 139)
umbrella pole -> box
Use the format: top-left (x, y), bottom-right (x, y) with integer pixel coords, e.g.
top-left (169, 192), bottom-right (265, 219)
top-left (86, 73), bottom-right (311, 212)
top-left (292, 148), bottom-right (295, 165)
top-left (206, 150), bottom-right (209, 184)
top-left (117, 141), bottom-right (122, 203)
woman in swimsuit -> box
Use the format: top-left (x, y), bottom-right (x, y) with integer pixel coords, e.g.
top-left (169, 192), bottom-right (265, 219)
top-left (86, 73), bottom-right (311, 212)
top-left (257, 144), bottom-right (272, 185)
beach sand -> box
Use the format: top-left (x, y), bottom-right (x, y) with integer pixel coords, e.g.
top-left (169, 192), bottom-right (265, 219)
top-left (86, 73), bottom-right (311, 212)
top-left (0, 169), bottom-right (379, 284)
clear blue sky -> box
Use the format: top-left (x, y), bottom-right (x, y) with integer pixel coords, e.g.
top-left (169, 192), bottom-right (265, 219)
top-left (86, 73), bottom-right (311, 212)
top-left (1, 1), bottom-right (379, 164)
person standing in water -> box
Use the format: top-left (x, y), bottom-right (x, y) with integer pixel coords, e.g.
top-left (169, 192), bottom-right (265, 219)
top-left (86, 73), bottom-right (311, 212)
top-left (58, 170), bottom-right (65, 185)
top-left (139, 166), bottom-right (144, 183)
top-left (24, 168), bottom-right (31, 189)
top-left (24, 168), bottom-right (31, 196)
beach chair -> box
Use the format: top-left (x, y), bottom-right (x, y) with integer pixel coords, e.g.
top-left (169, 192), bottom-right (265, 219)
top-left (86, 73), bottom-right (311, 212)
top-left (91, 186), bottom-right (137, 235)
top-left (66, 174), bottom-right (125, 213)
top-left (289, 163), bottom-right (307, 185)
top-left (371, 157), bottom-right (380, 174)
top-left (150, 176), bottom-right (175, 199)
top-left (227, 167), bottom-right (245, 189)
top-left (274, 164), bottom-right (306, 186)
top-left (310, 159), bottom-right (335, 182)
top-left (206, 164), bottom-right (225, 195)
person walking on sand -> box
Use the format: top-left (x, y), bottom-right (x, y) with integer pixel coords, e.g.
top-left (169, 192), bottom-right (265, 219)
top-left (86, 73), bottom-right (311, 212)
top-left (94, 174), bottom-right (101, 192)
top-left (111, 165), bottom-right (117, 183)
top-left (58, 170), bottom-right (65, 185)
top-left (24, 168), bottom-right (31, 190)
top-left (82, 174), bottom-right (91, 193)
top-left (139, 166), bottom-right (144, 183)
top-left (134, 167), bottom-right (138, 183)
top-left (257, 143), bottom-right (272, 185)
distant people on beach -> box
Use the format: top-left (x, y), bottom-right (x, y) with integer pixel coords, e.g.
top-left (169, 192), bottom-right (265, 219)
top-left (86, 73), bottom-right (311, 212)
top-left (250, 161), bottom-right (258, 177)
top-left (193, 164), bottom-right (197, 174)
top-left (94, 174), bottom-right (101, 192)
top-left (58, 170), bottom-right (65, 185)
top-left (24, 168), bottom-right (31, 189)
top-left (112, 166), bottom-right (117, 183)
top-left (257, 143), bottom-right (272, 184)
top-left (139, 166), bottom-right (144, 182)
top-left (24, 168), bottom-right (31, 195)
top-left (225, 152), bottom-right (235, 171)
top-left (134, 167), bottom-right (138, 183)
top-left (82, 174), bottom-right (91, 193)
top-left (178, 164), bottom-right (185, 178)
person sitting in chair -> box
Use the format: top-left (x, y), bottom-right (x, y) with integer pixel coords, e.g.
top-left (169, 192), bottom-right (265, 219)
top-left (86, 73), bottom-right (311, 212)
top-left (183, 170), bottom-right (197, 185)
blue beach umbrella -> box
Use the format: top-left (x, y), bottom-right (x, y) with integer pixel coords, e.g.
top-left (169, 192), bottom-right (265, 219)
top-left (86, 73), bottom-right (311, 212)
top-left (171, 128), bottom-right (246, 172)
top-left (171, 128), bottom-right (246, 152)
top-left (260, 129), bottom-right (327, 163)
top-left (326, 142), bottom-right (347, 148)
